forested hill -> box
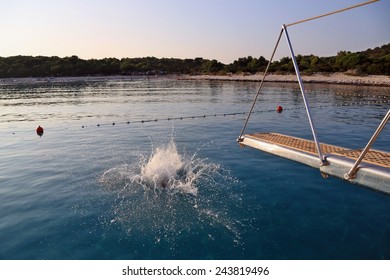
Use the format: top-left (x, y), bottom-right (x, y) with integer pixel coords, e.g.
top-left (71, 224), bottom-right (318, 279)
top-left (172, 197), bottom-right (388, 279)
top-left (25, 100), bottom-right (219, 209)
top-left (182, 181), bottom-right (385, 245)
top-left (0, 43), bottom-right (389, 78)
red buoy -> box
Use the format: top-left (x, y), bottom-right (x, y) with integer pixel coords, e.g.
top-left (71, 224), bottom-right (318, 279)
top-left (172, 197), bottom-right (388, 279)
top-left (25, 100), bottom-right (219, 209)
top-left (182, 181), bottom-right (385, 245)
top-left (36, 125), bottom-right (44, 137)
top-left (276, 105), bottom-right (283, 113)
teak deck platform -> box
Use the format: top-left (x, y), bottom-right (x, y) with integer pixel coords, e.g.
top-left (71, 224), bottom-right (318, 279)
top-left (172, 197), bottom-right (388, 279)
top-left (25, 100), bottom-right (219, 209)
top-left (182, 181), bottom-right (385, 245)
top-left (240, 133), bottom-right (390, 194)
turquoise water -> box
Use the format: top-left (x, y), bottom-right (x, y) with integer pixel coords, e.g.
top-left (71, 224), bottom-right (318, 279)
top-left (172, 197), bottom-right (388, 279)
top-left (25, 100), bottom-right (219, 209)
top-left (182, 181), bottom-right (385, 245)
top-left (0, 78), bottom-right (389, 260)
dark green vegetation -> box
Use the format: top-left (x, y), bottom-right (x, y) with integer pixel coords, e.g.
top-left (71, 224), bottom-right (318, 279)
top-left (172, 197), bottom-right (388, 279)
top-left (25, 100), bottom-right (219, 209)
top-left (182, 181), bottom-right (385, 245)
top-left (0, 43), bottom-right (388, 78)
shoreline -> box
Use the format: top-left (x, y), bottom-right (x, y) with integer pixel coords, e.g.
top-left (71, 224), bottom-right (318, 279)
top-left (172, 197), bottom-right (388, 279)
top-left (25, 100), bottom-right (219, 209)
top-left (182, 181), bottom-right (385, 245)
top-left (180, 73), bottom-right (390, 87)
top-left (1, 73), bottom-right (389, 87)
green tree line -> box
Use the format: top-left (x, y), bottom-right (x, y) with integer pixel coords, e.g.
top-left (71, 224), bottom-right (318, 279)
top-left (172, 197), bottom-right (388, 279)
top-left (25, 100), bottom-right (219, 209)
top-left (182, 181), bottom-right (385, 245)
top-left (0, 43), bottom-right (388, 78)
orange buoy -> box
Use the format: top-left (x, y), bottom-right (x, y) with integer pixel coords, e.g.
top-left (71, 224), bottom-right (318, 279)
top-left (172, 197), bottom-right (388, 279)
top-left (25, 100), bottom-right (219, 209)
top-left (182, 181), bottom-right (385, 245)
top-left (36, 125), bottom-right (44, 137)
top-left (276, 105), bottom-right (283, 113)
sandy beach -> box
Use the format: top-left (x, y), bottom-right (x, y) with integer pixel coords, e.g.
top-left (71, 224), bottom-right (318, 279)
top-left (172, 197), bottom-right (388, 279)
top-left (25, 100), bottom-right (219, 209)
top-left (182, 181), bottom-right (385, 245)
top-left (1, 73), bottom-right (389, 87)
top-left (180, 73), bottom-right (390, 87)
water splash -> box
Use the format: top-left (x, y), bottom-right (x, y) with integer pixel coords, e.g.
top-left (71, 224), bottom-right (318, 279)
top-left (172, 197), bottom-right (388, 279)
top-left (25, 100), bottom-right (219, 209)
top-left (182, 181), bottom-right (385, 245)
top-left (141, 140), bottom-right (184, 188)
top-left (100, 138), bottom-right (216, 195)
top-left (137, 139), bottom-right (210, 195)
top-left (98, 136), bottom-right (250, 255)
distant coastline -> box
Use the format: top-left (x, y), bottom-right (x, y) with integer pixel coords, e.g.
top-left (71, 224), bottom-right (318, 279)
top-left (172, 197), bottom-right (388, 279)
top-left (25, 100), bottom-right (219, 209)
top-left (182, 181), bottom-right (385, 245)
top-left (1, 73), bottom-right (390, 87)
top-left (180, 73), bottom-right (390, 87)
top-left (1, 44), bottom-right (389, 80)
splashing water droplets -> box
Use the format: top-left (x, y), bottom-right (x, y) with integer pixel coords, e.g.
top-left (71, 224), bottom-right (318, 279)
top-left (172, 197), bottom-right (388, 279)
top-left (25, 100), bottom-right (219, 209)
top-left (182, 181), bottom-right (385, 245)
top-left (98, 136), bottom-right (249, 251)
top-left (99, 138), bottom-right (212, 195)
top-left (141, 140), bottom-right (190, 192)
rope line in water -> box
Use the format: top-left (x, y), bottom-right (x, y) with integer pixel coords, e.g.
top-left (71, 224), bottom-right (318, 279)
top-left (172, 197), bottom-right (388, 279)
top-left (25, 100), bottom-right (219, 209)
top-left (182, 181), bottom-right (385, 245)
top-left (88, 92), bottom-right (390, 128)
top-left (80, 99), bottom-right (389, 129)
top-left (4, 96), bottom-right (389, 134)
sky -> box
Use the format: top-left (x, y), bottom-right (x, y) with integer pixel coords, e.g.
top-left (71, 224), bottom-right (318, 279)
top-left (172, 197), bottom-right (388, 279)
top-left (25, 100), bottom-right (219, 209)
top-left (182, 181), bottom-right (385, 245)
top-left (0, 0), bottom-right (389, 63)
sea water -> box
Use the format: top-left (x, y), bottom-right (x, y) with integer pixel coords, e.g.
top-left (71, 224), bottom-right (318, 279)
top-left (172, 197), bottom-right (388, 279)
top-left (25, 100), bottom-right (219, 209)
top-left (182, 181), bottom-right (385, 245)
top-left (0, 77), bottom-right (389, 260)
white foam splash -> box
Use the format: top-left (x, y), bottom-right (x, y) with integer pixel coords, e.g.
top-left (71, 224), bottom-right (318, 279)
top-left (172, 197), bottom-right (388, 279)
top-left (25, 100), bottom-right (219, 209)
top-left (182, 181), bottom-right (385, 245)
top-left (142, 140), bottom-right (183, 186)
top-left (99, 138), bottom-right (218, 195)
top-left (98, 136), bottom-right (248, 249)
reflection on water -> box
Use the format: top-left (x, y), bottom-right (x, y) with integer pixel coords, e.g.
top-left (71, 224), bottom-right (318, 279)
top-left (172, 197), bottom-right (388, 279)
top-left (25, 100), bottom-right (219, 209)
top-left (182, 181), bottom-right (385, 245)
top-left (1, 77), bottom-right (389, 126)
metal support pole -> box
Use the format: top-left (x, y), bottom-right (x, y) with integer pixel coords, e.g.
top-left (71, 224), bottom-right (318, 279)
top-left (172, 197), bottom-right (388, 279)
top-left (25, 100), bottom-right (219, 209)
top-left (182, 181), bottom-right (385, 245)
top-left (345, 109), bottom-right (390, 179)
top-left (282, 24), bottom-right (327, 165)
top-left (237, 28), bottom-right (284, 142)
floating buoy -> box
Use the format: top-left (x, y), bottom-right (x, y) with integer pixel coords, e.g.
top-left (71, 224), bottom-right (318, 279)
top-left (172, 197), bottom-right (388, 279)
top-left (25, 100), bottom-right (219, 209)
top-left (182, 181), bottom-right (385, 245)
top-left (36, 125), bottom-right (44, 137)
top-left (276, 105), bottom-right (283, 113)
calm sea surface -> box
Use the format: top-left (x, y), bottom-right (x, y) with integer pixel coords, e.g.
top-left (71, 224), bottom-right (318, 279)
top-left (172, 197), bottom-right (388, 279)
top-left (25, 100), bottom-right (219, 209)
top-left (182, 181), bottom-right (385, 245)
top-left (0, 77), bottom-right (389, 260)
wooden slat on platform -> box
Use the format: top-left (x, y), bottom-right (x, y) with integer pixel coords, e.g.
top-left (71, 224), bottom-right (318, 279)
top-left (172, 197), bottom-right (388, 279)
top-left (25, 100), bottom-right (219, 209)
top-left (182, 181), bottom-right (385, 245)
top-left (334, 149), bottom-right (390, 168)
top-left (241, 132), bottom-right (390, 194)
top-left (247, 132), bottom-right (390, 168)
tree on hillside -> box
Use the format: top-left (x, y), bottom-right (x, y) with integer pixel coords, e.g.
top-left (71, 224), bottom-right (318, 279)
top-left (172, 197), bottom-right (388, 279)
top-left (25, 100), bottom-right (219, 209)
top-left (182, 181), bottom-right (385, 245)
top-left (0, 43), bottom-right (388, 78)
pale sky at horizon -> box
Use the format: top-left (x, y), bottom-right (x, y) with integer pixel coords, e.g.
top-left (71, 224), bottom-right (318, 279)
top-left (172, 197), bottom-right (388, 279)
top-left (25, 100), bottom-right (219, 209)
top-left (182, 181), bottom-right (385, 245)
top-left (1, 0), bottom-right (389, 63)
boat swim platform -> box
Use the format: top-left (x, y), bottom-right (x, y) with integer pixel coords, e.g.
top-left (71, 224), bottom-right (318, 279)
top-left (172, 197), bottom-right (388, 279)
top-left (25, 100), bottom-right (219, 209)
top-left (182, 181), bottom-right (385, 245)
top-left (240, 132), bottom-right (390, 194)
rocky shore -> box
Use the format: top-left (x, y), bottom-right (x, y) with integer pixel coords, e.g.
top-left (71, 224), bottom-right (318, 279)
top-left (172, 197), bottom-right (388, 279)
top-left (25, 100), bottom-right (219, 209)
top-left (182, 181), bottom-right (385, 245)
top-left (180, 73), bottom-right (390, 87)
